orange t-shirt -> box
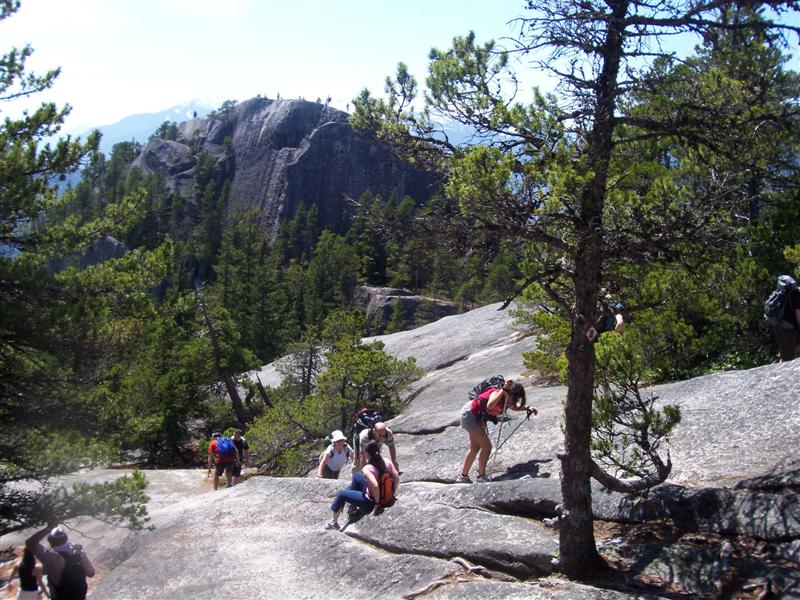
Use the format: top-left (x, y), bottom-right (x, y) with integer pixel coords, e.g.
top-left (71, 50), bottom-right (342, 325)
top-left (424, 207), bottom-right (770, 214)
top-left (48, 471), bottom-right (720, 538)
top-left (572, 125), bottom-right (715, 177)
top-left (208, 439), bottom-right (234, 464)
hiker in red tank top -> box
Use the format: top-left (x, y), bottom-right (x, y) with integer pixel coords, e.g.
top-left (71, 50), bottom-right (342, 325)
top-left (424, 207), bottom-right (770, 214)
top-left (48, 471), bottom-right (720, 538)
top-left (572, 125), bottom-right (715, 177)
top-left (457, 380), bottom-right (537, 483)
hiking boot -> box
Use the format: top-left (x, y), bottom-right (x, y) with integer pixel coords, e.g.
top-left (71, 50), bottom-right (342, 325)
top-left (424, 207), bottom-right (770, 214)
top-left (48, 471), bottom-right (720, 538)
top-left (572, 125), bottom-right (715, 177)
top-left (476, 475), bottom-right (491, 483)
top-left (454, 474), bottom-right (472, 484)
top-left (324, 520), bottom-right (340, 530)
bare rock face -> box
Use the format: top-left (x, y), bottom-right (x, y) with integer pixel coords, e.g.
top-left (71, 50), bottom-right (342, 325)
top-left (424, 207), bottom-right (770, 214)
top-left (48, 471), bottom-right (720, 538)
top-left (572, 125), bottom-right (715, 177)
top-left (131, 98), bottom-right (437, 236)
top-left (355, 285), bottom-right (459, 333)
top-left (26, 304), bottom-right (800, 598)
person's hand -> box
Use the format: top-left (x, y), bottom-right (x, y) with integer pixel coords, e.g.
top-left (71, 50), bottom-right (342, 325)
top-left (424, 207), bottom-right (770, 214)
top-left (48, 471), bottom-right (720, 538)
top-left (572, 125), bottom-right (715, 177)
top-left (527, 407), bottom-right (538, 417)
top-left (46, 515), bottom-right (58, 528)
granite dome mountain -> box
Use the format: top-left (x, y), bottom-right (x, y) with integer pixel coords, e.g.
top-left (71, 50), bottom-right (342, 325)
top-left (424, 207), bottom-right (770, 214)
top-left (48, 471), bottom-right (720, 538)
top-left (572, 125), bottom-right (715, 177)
top-left (130, 97), bottom-right (437, 237)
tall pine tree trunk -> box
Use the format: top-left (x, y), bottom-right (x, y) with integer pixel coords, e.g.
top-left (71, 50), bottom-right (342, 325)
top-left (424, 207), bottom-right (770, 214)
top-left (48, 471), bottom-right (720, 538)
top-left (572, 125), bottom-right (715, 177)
top-left (558, 0), bottom-right (628, 577)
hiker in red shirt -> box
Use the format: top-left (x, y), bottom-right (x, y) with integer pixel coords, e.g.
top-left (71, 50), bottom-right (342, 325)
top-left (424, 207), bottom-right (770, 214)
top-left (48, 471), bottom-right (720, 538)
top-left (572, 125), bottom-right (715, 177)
top-left (457, 380), bottom-right (536, 483)
top-left (207, 431), bottom-right (239, 490)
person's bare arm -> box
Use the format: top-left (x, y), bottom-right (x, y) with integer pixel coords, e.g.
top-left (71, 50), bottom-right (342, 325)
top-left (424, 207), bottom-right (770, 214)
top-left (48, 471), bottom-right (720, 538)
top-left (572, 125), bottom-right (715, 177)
top-left (363, 470), bottom-right (381, 514)
top-left (8, 561), bottom-right (20, 591)
top-left (26, 517), bottom-right (56, 553)
top-left (485, 390), bottom-right (504, 412)
top-left (391, 463), bottom-right (400, 495)
top-left (317, 450), bottom-right (329, 477)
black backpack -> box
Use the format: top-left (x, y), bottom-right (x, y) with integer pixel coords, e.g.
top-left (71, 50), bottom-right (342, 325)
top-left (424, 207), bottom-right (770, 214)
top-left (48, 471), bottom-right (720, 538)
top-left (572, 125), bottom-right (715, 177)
top-left (353, 408), bottom-right (383, 434)
top-left (596, 301), bottom-right (624, 335)
top-left (764, 277), bottom-right (796, 326)
top-left (352, 408), bottom-right (383, 454)
top-left (52, 546), bottom-right (87, 600)
top-left (468, 375), bottom-right (505, 424)
top-left (468, 375), bottom-right (505, 401)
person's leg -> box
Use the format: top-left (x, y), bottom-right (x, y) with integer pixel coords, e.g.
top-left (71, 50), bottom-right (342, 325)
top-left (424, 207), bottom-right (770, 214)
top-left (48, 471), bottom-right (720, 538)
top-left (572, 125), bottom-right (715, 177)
top-left (342, 475), bottom-right (374, 515)
top-left (330, 473), bottom-right (367, 520)
top-left (232, 463), bottom-right (242, 484)
top-left (460, 428), bottom-right (483, 477)
top-left (774, 325), bottom-right (796, 362)
top-left (214, 462), bottom-right (224, 490)
top-left (795, 328), bottom-right (800, 358)
top-left (350, 472), bottom-right (367, 492)
top-left (459, 405), bottom-right (483, 478)
top-left (225, 462), bottom-right (234, 487)
top-left (474, 426), bottom-right (493, 477)
top-left (330, 488), bottom-right (371, 521)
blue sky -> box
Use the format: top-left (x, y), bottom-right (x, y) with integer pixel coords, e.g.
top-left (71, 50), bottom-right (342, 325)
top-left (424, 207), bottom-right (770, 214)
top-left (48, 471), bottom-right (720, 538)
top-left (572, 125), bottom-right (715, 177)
top-left (3, 0), bottom-right (533, 130)
top-left (4, 1), bottom-right (798, 133)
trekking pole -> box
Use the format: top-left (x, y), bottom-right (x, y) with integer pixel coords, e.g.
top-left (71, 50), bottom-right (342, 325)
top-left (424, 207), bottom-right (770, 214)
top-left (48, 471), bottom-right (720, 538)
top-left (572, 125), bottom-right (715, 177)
top-left (490, 404), bottom-right (509, 475)
top-left (490, 410), bottom-right (534, 474)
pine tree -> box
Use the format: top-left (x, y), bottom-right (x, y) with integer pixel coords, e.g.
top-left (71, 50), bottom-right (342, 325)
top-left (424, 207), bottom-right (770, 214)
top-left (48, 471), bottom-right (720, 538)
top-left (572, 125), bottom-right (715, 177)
top-left (353, 0), bottom-right (800, 576)
top-left (0, 1), bottom-right (154, 534)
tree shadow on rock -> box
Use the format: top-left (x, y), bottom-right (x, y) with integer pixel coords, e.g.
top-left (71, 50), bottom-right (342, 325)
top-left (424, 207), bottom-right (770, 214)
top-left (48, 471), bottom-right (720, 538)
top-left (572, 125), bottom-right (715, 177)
top-left (598, 523), bottom-right (719, 597)
top-left (493, 458), bottom-right (553, 481)
top-left (597, 522), bottom-right (800, 598)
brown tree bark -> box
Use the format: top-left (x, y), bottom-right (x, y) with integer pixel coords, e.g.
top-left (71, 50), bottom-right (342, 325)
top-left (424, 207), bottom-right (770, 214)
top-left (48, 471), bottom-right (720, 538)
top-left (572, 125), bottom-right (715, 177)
top-left (557, 0), bottom-right (628, 578)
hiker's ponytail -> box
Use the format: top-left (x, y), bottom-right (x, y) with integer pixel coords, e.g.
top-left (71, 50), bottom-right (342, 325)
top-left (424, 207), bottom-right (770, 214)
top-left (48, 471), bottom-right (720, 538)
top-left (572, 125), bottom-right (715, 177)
top-left (364, 440), bottom-right (386, 477)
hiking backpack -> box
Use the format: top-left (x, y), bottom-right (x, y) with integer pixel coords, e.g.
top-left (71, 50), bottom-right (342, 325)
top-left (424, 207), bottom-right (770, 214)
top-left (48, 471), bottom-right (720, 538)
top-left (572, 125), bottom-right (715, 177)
top-left (595, 301), bottom-right (624, 335)
top-left (352, 408), bottom-right (383, 454)
top-left (377, 470), bottom-right (395, 507)
top-left (468, 375), bottom-right (505, 401)
top-left (468, 375), bottom-right (505, 425)
top-left (52, 546), bottom-right (87, 600)
top-left (216, 436), bottom-right (237, 458)
top-left (353, 408), bottom-right (383, 435)
top-left (596, 314), bottom-right (617, 334)
top-left (764, 276), bottom-right (797, 326)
